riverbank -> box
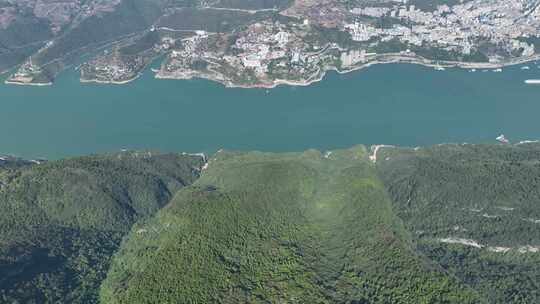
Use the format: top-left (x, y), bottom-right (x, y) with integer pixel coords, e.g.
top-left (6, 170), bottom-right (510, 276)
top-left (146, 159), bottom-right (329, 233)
top-left (154, 53), bottom-right (540, 89)
top-left (80, 73), bottom-right (142, 85)
top-left (4, 52), bottom-right (540, 88)
top-left (4, 79), bottom-right (53, 86)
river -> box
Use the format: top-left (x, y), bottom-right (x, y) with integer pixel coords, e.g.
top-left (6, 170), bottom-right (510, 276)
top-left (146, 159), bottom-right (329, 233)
top-left (1, 62), bottom-right (539, 159)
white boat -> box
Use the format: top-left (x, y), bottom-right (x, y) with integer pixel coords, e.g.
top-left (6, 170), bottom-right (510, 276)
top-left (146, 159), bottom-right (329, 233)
top-left (470, 69), bottom-right (476, 72)
top-left (434, 66), bottom-right (445, 71)
top-left (493, 68), bottom-right (502, 72)
top-left (521, 66), bottom-right (530, 70)
top-left (496, 134), bottom-right (509, 144)
top-left (525, 79), bottom-right (540, 84)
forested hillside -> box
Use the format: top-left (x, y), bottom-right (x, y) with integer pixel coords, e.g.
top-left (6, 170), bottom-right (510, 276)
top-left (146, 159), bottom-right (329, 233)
top-left (100, 147), bottom-right (480, 303)
top-left (0, 152), bottom-right (204, 303)
top-left (1, 144), bottom-right (540, 303)
top-left (376, 143), bottom-right (540, 303)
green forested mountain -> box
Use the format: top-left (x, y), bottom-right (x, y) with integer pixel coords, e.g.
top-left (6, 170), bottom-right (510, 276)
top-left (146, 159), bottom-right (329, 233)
top-left (0, 152), bottom-right (204, 303)
top-left (100, 147), bottom-right (480, 303)
top-left (1, 144), bottom-right (540, 303)
top-left (376, 143), bottom-right (540, 304)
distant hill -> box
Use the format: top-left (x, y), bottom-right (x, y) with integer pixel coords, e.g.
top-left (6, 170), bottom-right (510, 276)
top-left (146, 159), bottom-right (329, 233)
top-left (0, 0), bottom-right (288, 81)
top-left (5, 0), bottom-right (538, 87)
top-left (0, 151), bottom-right (204, 303)
top-left (1, 144), bottom-right (540, 303)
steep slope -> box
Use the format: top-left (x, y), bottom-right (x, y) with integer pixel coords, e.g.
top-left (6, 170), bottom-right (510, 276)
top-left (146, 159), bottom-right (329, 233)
top-left (101, 146), bottom-right (480, 303)
top-left (376, 143), bottom-right (540, 303)
top-left (0, 151), bottom-right (204, 303)
top-left (0, 1), bottom-right (53, 73)
top-left (2, 0), bottom-right (288, 83)
top-left (7, 0), bottom-right (166, 84)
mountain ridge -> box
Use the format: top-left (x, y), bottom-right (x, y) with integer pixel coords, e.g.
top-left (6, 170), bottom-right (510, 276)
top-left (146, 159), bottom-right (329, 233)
top-left (1, 143), bottom-right (539, 303)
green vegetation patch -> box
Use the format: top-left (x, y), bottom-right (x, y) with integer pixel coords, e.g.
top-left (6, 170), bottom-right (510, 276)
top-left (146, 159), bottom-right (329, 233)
top-left (377, 143), bottom-right (540, 303)
top-left (157, 8), bottom-right (275, 33)
top-left (211, 0), bottom-right (293, 10)
top-left (0, 152), bottom-right (204, 303)
top-left (101, 146), bottom-right (480, 303)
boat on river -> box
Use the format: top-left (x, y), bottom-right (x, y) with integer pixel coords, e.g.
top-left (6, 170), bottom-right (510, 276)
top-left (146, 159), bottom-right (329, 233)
top-left (496, 134), bottom-right (509, 144)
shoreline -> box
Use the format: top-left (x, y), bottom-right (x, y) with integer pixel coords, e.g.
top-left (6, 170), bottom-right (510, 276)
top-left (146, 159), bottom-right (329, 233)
top-left (4, 80), bottom-right (53, 86)
top-left (80, 73), bottom-right (141, 85)
top-left (4, 53), bottom-right (540, 88)
top-left (4, 141), bottom-right (539, 163)
top-left (153, 53), bottom-right (540, 89)
top-left (235, 53), bottom-right (540, 89)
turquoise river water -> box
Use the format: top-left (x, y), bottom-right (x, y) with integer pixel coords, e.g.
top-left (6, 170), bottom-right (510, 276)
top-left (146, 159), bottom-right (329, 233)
top-left (1, 62), bottom-right (539, 159)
